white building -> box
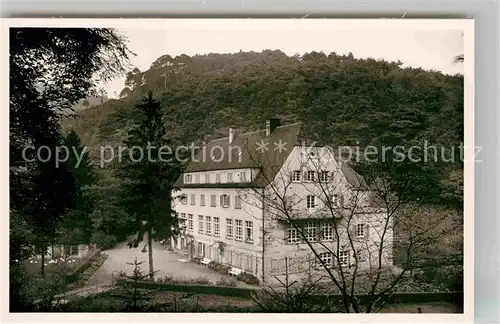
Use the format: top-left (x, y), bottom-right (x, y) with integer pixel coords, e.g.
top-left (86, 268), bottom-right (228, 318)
top-left (173, 119), bottom-right (393, 286)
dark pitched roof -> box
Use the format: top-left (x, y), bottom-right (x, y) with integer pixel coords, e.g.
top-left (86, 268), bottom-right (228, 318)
top-left (175, 122), bottom-right (303, 188)
top-left (174, 121), bottom-right (367, 190)
top-left (339, 163), bottom-right (368, 190)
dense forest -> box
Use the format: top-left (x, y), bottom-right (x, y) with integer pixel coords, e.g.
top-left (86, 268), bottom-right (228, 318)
top-left (64, 49), bottom-right (464, 209)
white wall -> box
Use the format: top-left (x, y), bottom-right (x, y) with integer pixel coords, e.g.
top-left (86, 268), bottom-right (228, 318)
top-left (174, 187), bottom-right (265, 276)
top-left (255, 146), bottom-right (393, 285)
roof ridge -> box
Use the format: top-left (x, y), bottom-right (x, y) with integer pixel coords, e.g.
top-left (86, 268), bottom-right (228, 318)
top-left (205, 121), bottom-right (302, 144)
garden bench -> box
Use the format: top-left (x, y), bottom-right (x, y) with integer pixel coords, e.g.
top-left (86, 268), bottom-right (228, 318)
top-left (228, 267), bottom-right (243, 276)
top-left (200, 257), bottom-right (212, 266)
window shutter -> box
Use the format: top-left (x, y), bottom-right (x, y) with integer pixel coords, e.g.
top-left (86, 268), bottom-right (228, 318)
top-left (227, 195), bottom-right (231, 207)
top-left (365, 224), bottom-right (370, 239)
top-left (219, 195), bottom-right (223, 206)
top-left (349, 225), bottom-right (356, 239)
top-left (289, 172), bottom-right (293, 182)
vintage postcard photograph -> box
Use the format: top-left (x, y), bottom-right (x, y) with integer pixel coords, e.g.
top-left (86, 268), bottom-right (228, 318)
top-left (4, 18), bottom-right (473, 322)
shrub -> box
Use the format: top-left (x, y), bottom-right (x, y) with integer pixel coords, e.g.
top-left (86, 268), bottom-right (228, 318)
top-left (192, 277), bottom-right (211, 285)
top-left (156, 275), bottom-right (175, 284)
top-left (237, 272), bottom-right (259, 286)
top-left (208, 261), bottom-right (231, 275)
top-left (215, 277), bottom-right (238, 287)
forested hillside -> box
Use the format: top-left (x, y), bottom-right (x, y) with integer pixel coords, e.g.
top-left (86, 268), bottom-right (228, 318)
top-left (64, 50), bottom-right (463, 208)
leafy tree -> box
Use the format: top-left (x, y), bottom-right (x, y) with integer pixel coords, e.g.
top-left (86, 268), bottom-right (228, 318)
top-left (119, 91), bottom-right (183, 280)
top-left (9, 27), bottom-right (133, 308)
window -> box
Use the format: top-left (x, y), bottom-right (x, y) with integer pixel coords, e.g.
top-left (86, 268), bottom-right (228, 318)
top-left (235, 220), bottom-right (243, 241)
top-left (213, 217), bottom-right (220, 237)
top-left (187, 214), bottom-right (193, 232)
top-left (194, 174), bottom-right (200, 183)
top-left (184, 174), bottom-right (192, 183)
top-left (322, 222), bottom-right (333, 241)
top-left (198, 215), bottom-right (204, 234)
top-left (288, 228), bottom-right (300, 243)
top-left (220, 194), bottom-right (230, 208)
top-left (205, 216), bottom-right (212, 235)
top-left (306, 195), bottom-right (316, 209)
top-left (356, 224), bottom-right (366, 238)
top-left (245, 221), bottom-right (253, 243)
top-left (216, 173), bottom-right (221, 183)
top-left (240, 171), bottom-right (247, 182)
top-left (304, 222), bottom-right (317, 242)
top-left (210, 194), bottom-right (216, 207)
top-left (226, 219), bottom-right (233, 239)
top-left (200, 194), bottom-right (205, 206)
top-left (292, 170), bottom-right (301, 182)
top-left (204, 174), bottom-right (210, 183)
top-left (190, 194), bottom-right (195, 206)
top-left (320, 171), bottom-right (329, 182)
top-left (181, 195), bottom-right (187, 205)
top-left (339, 250), bottom-right (349, 266)
top-left (227, 172), bottom-right (233, 182)
top-left (318, 252), bottom-right (333, 268)
top-left (234, 195), bottom-right (242, 209)
top-left (306, 170), bottom-right (315, 182)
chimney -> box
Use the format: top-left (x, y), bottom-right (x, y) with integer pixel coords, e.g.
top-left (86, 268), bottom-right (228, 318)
top-left (229, 128), bottom-right (235, 143)
top-left (265, 118), bottom-right (281, 136)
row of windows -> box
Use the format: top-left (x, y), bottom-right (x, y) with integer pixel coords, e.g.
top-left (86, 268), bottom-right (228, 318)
top-left (305, 194), bottom-right (344, 209)
top-left (287, 223), bottom-right (368, 244)
top-left (180, 213), bottom-right (254, 243)
top-left (181, 194), bottom-right (242, 209)
top-left (184, 171), bottom-right (248, 184)
top-left (291, 170), bottom-right (332, 183)
top-left (318, 251), bottom-right (349, 267)
top-left (317, 249), bottom-right (367, 268)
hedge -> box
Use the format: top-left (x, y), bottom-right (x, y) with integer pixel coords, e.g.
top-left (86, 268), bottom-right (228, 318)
top-left (65, 249), bottom-right (101, 283)
top-left (116, 279), bottom-right (255, 298)
top-left (116, 279), bottom-right (463, 305)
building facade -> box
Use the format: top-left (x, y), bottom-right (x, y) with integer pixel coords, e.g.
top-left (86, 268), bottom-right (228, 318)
top-left (173, 119), bottom-right (393, 286)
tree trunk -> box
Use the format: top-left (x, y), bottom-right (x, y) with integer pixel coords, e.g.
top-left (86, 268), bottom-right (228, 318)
top-left (40, 246), bottom-right (45, 277)
top-left (148, 225), bottom-right (154, 280)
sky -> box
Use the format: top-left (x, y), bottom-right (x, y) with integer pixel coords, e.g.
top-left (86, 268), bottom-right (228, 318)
top-left (102, 20), bottom-right (464, 98)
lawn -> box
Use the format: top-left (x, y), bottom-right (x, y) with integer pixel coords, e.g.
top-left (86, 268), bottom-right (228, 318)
top-left (23, 256), bottom-right (83, 277)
